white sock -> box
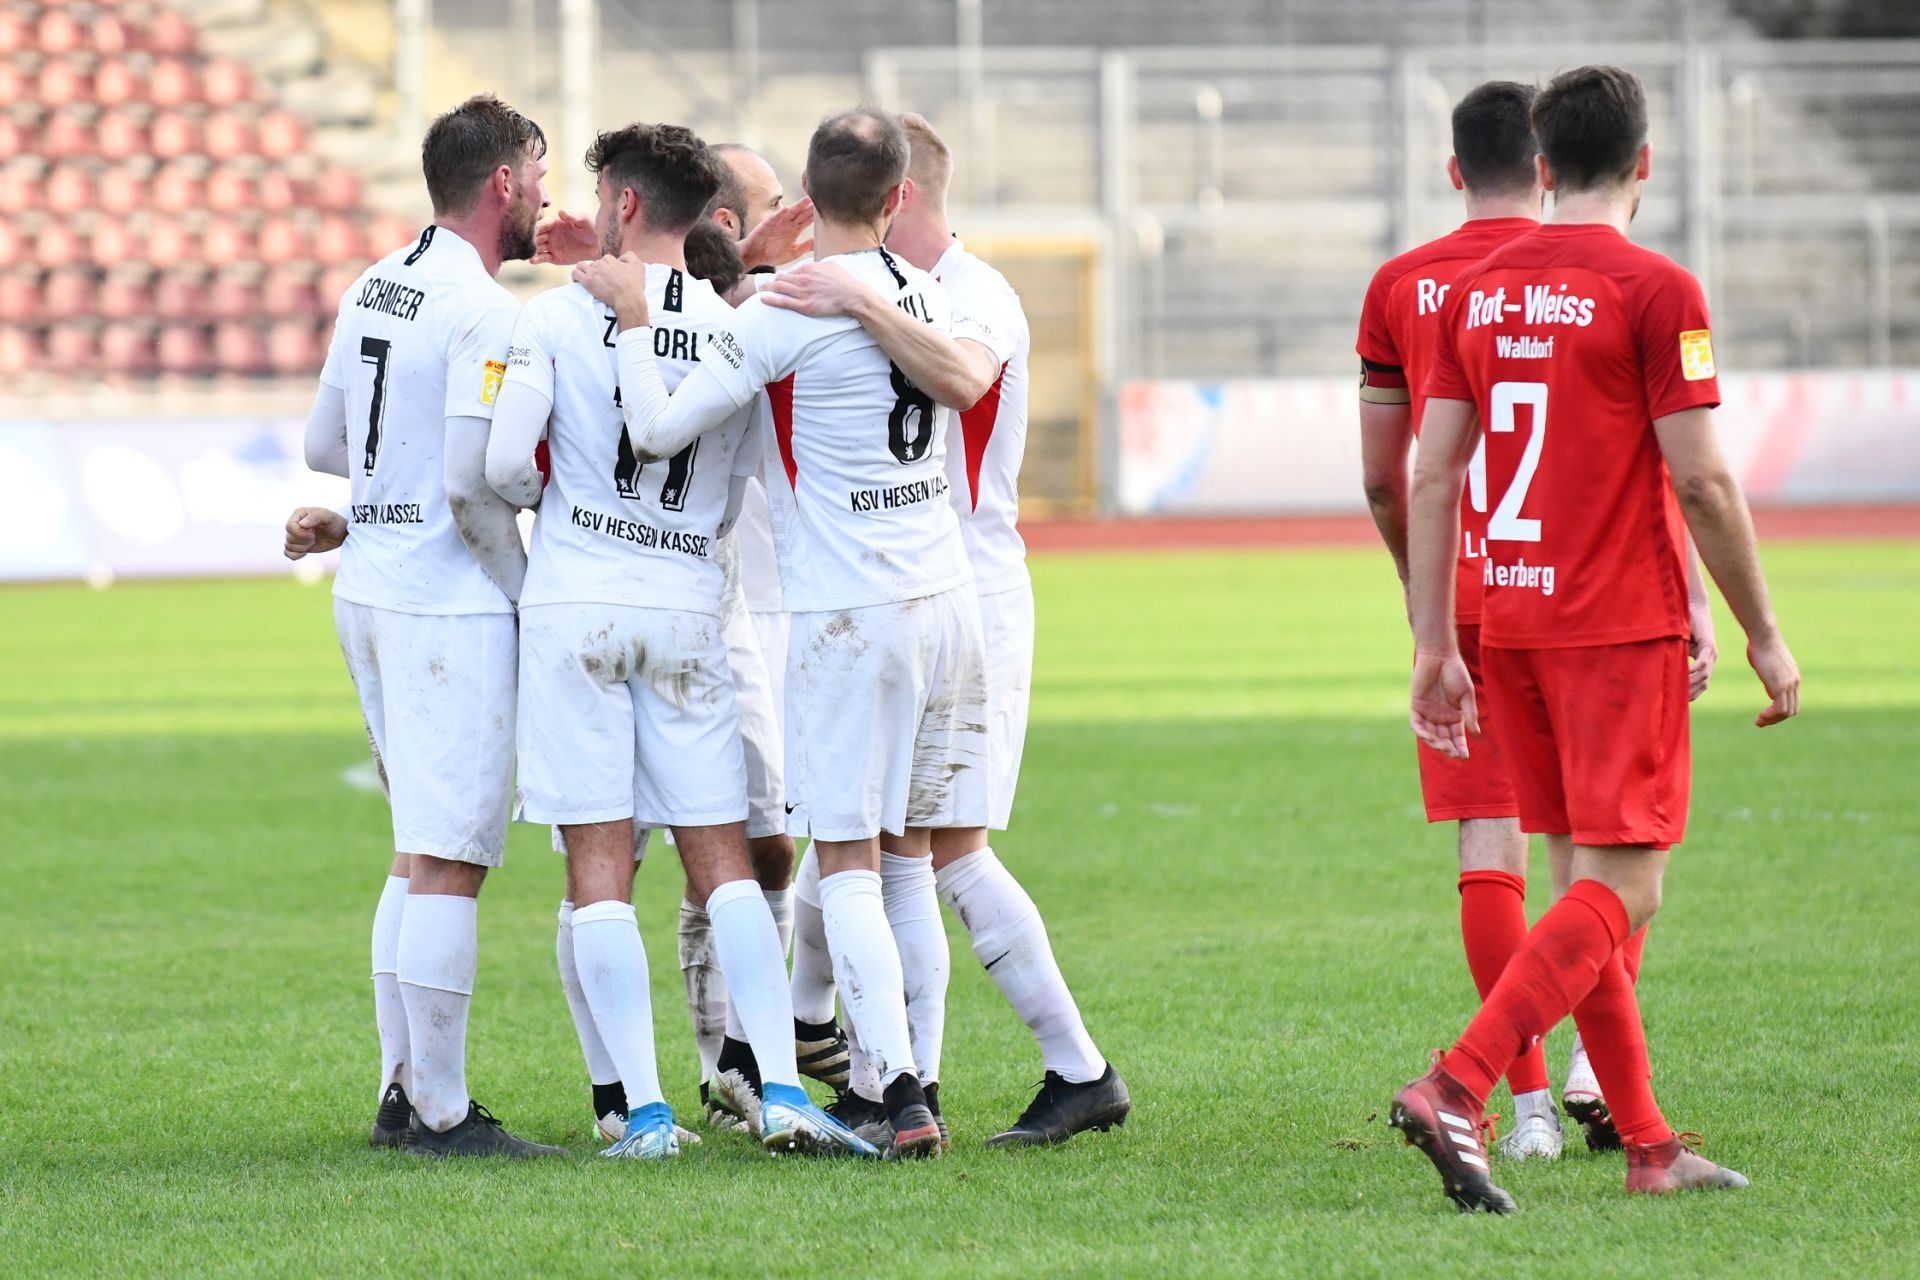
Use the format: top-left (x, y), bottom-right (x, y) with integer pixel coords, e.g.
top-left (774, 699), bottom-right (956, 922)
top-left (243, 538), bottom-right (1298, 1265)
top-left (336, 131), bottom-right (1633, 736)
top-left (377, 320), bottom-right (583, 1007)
top-left (818, 868), bottom-right (916, 1087)
top-left (570, 899), bottom-right (663, 1114)
top-left (1514, 1087), bottom-right (1557, 1122)
top-left (843, 1000), bottom-right (882, 1101)
top-left (556, 900), bottom-right (619, 1088)
top-left (881, 852), bottom-right (948, 1085)
top-left (765, 887), bottom-right (795, 959)
top-left (788, 846), bottom-right (838, 1024)
top-left (677, 898), bottom-right (728, 1081)
top-left (371, 874), bottom-right (410, 1098)
top-left (708, 879), bottom-right (801, 1091)
top-left (397, 892), bottom-right (478, 1132)
top-left (936, 847), bottom-right (1105, 1083)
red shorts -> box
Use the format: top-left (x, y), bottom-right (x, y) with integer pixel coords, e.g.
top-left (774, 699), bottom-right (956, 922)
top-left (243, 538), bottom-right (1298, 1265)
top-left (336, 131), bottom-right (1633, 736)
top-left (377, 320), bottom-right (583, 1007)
top-left (1417, 624), bottom-right (1519, 822)
top-left (1481, 637), bottom-right (1691, 849)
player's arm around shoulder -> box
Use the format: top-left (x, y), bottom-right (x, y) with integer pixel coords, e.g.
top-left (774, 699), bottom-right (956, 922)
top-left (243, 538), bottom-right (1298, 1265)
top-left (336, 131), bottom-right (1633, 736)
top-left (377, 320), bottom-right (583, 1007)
top-left (596, 273), bottom-right (769, 465)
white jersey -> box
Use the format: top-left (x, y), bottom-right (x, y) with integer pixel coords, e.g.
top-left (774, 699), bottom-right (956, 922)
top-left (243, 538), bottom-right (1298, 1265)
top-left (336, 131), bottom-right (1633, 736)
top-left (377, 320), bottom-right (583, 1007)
top-left (730, 470), bottom-right (784, 613)
top-left (320, 225), bottom-right (517, 616)
top-left (703, 248), bottom-right (972, 613)
top-left (509, 267), bottom-right (759, 616)
top-left (936, 238), bottom-right (1032, 595)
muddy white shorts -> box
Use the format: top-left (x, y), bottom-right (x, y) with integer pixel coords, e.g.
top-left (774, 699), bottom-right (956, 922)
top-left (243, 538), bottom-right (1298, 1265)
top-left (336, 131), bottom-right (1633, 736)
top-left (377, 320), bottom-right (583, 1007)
top-left (786, 586), bottom-right (990, 841)
top-left (516, 602), bottom-right (748, 831)
top-left (334, 599), bottom-right (516, 866)
top-left (978, 582), bottom-right (1035, 830)
top-left (722, 586), bottom-right (786, 841)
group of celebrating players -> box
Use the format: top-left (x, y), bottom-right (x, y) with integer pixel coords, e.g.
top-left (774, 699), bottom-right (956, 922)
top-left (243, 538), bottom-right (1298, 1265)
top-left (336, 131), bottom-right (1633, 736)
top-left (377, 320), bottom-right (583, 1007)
top-left (1357, 66), bottom-right (1799, 1211)
top-left (284, 98), bottom-right (1128, 1162)
top-left (283, 59), bottom-right (1803, 1205)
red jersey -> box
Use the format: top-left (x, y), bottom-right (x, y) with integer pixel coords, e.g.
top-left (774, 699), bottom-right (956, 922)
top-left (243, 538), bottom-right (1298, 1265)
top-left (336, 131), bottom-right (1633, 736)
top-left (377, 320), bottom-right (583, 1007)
top-left (1425, 223), bottom-right (1721, 649)
top-left (1357, 218), bottom-right (1535, 624)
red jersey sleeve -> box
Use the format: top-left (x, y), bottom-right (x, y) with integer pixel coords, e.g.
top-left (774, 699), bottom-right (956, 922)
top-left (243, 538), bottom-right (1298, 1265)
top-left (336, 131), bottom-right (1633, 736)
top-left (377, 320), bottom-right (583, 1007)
top-left (1422, 288), bottom-right (1473, 403)
top-left (1356, 264), bottom-right (1409, 404)
top-left (1633, 261), bottom-right (1721, 419)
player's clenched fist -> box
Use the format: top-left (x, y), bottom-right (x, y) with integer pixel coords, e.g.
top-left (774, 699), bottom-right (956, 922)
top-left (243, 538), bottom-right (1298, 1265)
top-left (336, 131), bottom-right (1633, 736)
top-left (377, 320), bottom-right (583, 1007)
top-left (284, 506), bottom-right (347, 560)
top-left (572, 252), bottom-right (651, 330)
top-left (531, 209), bottom-right (597, 266)
top-left (1746, 631), bottom-right (1801, 728)
top-left (1410, 649), bottom-right (1480, 760)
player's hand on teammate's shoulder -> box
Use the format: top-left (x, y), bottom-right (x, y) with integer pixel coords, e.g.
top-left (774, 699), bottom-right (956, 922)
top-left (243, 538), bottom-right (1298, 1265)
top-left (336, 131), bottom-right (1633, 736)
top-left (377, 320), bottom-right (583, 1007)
top-left (283, 506), bottom-right (347, 560)
top-left (1746, 630), bottom-right (1801, 728)
top-left (1409, 649), bottom-right (1479, 760)
top-left (761, 260), bottom-right (871, 319)
top-left (739, 195), bottom-right (814, 270)
top-left (532, 209), bottom-right (597, 266)
top-left (572, 252), bottom-right (651, 329)
top-left (1687, 599), bottom-right (1718, 702)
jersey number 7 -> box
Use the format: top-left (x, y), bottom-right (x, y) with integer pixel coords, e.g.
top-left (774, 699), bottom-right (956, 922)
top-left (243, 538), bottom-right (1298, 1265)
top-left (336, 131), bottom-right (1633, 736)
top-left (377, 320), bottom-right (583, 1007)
top-left (359, 337), bottom-right (392, 475)
top-left (1486, 380), bottom-right (1546, 542)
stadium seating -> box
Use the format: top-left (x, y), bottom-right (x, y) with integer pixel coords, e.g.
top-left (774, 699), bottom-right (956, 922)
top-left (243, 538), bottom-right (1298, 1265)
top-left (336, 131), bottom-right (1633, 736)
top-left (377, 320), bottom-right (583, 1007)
top-left (1, 0), bottom-right (410, 382)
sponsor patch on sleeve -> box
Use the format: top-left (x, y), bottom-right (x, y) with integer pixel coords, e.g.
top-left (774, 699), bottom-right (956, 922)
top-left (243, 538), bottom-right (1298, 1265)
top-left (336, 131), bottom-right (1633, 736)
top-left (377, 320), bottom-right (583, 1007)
top-left (481, 359), bottom-right (507, 404)
top-left (1679, 329), bottom-right (1716, 382)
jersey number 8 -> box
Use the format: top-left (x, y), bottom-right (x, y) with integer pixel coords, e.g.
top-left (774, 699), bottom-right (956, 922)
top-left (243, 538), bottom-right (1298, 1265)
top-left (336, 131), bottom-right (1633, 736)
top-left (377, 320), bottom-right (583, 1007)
top-left (887, 362), bottom-right (936, 464)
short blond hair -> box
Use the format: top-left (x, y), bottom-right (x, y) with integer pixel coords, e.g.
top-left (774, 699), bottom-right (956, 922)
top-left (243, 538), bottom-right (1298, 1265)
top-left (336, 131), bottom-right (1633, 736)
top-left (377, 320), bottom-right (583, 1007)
top-left (896, 111), bottom-right (952, 199)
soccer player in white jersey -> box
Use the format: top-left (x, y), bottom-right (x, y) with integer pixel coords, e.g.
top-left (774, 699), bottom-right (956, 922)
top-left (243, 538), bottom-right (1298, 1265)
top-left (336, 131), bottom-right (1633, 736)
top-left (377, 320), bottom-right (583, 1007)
top-left (280, 95), bottom-right (563, 1158)
top-left (762, 112), bottom-right (1130, 1146)
top-left (574, 108), bottom-right (985, 1160)
top-left (482, 123), bottom-right (872, 1160)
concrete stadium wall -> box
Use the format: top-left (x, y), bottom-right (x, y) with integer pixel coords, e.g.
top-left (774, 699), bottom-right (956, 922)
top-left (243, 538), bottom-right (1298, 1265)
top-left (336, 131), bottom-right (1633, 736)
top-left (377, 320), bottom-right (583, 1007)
top-left (1117, 370), bottom-right (1920, 515)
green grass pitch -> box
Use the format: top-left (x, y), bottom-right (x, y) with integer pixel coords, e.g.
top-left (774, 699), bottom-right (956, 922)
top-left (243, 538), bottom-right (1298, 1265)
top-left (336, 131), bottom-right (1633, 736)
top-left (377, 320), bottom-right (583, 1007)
top-left (2, 539), bottom-right (1917, 1277)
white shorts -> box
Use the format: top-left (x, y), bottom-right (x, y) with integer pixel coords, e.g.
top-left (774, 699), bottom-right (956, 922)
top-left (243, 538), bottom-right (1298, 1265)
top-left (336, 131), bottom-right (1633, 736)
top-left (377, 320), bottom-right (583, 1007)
top-left (787, 586), bottom-right (990, 841)
top-left (516, 603), bottom-right (748, 831)
top-left (722, 590), bottom-right (785, 840)
top-left (978, 583), bottom-right (1035, 830)
top-left (333, 599), bottom-right (516, 866)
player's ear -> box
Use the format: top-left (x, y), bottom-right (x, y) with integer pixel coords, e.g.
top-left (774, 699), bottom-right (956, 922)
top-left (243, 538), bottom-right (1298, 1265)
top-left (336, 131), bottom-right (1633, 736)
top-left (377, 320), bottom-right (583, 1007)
top-left (900, 176), bottom-right (918, 209)
top-left (1533, 152), bottom-right (1554, 193)
top-left (1445, 156), bottom-right (1464, 193)
top-left (1635, 143), bottom-right (1651, 182)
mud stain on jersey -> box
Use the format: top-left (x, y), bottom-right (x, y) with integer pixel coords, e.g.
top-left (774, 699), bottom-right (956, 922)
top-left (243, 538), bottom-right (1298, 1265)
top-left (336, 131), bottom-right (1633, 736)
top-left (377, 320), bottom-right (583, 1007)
top-left (427, 656), bottom-right (448, 683)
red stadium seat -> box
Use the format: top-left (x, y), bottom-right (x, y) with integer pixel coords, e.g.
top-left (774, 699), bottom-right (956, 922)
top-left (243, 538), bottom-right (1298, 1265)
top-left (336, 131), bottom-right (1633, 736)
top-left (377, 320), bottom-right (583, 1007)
top-left (35, 222), bottom-right (86, 270)
top-left (369, 215), bottom-right (418, 255)
top-left (201, 217), bottom-right (257, 265)
top-left (44, 165), bottom-right (95, 216)
top-left (90, 218), bottom-right (137, 267)
top-left (99, 320), bottom-right (159, 378)
top-left (156, 323), bottom-right (213, 377)
top-left (203, 110), bottom-right (255, 161)
top-left (43, 265), bottom-right (97, 318)
top-left (257, 110), bottom-right (306, 160)
top-left (37, 10), bottom-right (87, 57)
top-left (147, 12), bottom-right (200, 58)
top-left (151, 163), bottom-right (204, 214)
top-left (319, 262), bottom-right (362, 309)
top-left (96, 107), bottom-right (148, 160)
top-left (144, 217), bottom-right (198, 267)
top-left (92, 56), bottom-right (142, 106)
top-left (148, 57), bottom-right (199, 109)
top-left (205, 165), bottom-right (256, 213)
top-left (97, 166), bottom-right (148, 215)
top-left (257, 215), bottom-right (311, 263)
top-left (202, 56), bottom-right (252, 108)
top-left (46, 321), bottom-right (99, 375)
top-left (314, 214), bottom-right (365, 265)
top-left (0, 159), bottom-right (43, 215)
top-left (0, 327), bottom-right (43, 377)
top-left (313, 164), bottom-right (363, 212)
top-left (37, 58), bottom-right (91, 109)
top-left (40, 108), bottom-right (96, 161)
top-left (267, 318), bottom-right (325, 377)
top-left (0, 12), bottom-right (29, 58)
top-left (0, 60), bottom-right (28, 104)
top-left (213, 319), bottom-right (267, 375)
top-left (0, 221), bottom-right (26, 270)
top-left (98, 266), bottom-right (155, 319)
top-left (0, 270), bottom-right (40, 324)
top-left (261, 263), bottom-right (320, 319)
top-left (148, 110), bottom-right (202, 160)
top-left (153, 268), bottom-right (207, 320)
top-left (257, 167), bottom-right (298, 211)
top-left (90, 14), bottom-right (137, 58)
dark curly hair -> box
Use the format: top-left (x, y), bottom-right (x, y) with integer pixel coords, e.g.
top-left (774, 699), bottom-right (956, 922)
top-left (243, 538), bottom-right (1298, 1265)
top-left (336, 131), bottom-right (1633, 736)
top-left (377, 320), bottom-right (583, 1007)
top-left (683, 220), bottom-right (745, 296)
top-left (585, 123), bottom-right (727, 234)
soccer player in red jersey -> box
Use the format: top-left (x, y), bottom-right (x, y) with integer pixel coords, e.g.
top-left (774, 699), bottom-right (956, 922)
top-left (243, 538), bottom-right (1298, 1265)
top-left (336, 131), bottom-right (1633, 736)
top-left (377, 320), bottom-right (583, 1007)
top-left (1356, 81), bottom-right (1564, 1160)
top-left (1388, 65), bottom-right (1800, 1212)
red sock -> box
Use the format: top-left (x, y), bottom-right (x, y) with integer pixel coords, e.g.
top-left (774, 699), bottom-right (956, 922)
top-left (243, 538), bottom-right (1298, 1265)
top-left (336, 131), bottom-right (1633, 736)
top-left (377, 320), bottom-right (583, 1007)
top-left (1622, 925), bottom-right (1648, 984)
top-left (1457, 870), bottom-right (1550, 1096)
top-left (1442, 880), bottom-right (1630, 1102)
top-left (1569, 946), bottom-right (1672, 1146)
